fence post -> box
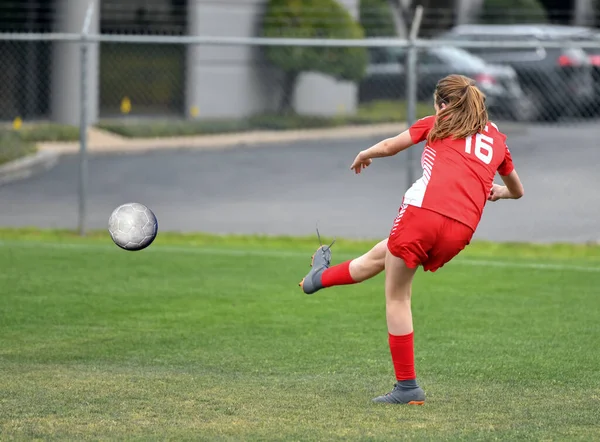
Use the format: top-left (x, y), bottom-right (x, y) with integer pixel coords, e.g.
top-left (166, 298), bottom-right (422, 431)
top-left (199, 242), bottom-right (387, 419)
top-left (405, 6), bottom-right (423, 191)
top-left (78, 2), bottom-right (95, 237)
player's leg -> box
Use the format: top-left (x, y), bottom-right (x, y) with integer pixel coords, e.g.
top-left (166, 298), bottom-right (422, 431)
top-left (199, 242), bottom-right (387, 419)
top-left (372, 205), bottom-right (432, 404)
top-left (299, 239), bottom-right (387, 295)
top-left (349, 239), bottom-right (388, 282)
top-left (372, 210), bottom-right (474, 404)
top-left (372, 250), bottom-right (425, 404)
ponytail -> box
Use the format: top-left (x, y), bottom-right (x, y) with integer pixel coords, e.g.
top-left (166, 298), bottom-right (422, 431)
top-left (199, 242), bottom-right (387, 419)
top-left (427, 75), bottom-right (488, 144)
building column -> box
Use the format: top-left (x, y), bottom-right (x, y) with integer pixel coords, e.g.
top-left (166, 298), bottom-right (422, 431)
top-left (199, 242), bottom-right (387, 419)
top-left (574, 0), bottom-right (594, 25)
top-left (185, 0), bottom-right (205, 119)
top-left (455, 0), bottom-right (484, 25)
top-left (186, 0), bottom-right (273, 120)
top-left (51, 0), bottom-right (100, 126)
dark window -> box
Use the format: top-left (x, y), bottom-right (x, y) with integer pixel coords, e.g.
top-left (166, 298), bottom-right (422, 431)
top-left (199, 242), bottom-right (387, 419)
top-left (99, 0), bottom-right (187, 117)
top-left (100, 0), bottom-right (186, 36)
top-left (0, 0), bottom-right (54, 120)
top-left (0, 0), bottom-right (54, 33)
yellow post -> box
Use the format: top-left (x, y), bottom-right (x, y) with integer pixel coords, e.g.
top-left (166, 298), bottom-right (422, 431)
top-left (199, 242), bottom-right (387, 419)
top-left (120, 97), bottom-right (132, 114)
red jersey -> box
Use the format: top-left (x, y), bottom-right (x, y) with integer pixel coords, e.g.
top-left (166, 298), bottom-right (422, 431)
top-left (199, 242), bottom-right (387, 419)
top-left (404, 115), bottom-right (515, 231)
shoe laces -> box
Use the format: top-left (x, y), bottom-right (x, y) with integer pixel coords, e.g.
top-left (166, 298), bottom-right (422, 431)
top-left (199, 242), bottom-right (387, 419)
top-left (379, 384), bottom-right (399, 398)
top-left (384, 383), bottom-right (402, 396)
top-left (316, 226), bottom-right (336, 252)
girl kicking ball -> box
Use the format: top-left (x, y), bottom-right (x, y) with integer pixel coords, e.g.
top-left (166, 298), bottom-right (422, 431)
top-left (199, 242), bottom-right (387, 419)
top-left (299, 74), bottom-right (524, 404)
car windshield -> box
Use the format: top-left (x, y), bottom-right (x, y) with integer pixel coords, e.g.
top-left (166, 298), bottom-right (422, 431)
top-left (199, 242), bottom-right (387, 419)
top-left (428, 46), bottom-right (488, 69)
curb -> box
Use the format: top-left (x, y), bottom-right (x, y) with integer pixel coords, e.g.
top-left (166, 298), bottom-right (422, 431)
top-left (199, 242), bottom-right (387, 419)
top-left (37, 123), bottom-right (409, 156)
top-left (35, 120), bottom-right (529, 157)
top-left (0, 150), bottom-right (60, 187)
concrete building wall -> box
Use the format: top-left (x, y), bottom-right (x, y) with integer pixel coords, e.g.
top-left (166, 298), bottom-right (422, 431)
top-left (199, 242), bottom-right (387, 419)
top-left (51, 0), bottom-right (100, 125)
top-left (185, 0), bottom-right (275, 119)
top-left (185, 0), bottom-right (359, 120)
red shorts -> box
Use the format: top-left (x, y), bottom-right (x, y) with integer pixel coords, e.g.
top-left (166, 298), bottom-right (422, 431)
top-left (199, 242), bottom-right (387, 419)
top-left (387, 204), bottom-right (474, 272)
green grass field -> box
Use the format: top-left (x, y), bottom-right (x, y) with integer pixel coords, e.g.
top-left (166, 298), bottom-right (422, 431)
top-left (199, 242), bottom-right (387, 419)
top-left (1, 229), bottom-right (599, 441)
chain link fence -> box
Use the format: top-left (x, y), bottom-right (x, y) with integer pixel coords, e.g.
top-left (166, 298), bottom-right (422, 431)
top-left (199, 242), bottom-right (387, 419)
top-left (3, 28), bottom-right (600, 126)
top-left (363, 40), bottom-right (600, 123)
top-left (2, 2), bottom-right (600, 126)
top-left (1, 2), bottom-right (600, 238)
top-left (0, 40), bottom-right (52, 121)
top-left (69, 35), bottom-right (600, 125)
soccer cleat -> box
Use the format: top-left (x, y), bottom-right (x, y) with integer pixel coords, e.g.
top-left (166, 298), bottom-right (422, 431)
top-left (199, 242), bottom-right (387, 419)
top-left (298, 228), bottom-right (335, 295)
top-left (372, 382), bottom-right (426, 405)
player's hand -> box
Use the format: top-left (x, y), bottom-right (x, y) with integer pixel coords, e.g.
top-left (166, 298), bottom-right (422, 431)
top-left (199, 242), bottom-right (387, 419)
top-left (488, 184), bottom-right (507, 202)
top-left (350, 152), bottom-right (372, 174)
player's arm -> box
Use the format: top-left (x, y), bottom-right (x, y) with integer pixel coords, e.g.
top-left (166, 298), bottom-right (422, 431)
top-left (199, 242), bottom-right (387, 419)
top-left (489, 170), bottom-right (524, 201)
top-left (350, 130), bottom-right (414, 174)
top-left (488, 140), bottom-right (523, 201)
top-left (362, 130), bottom-right (415, 158)
top-left (501, 169), bottom-right (524, 199)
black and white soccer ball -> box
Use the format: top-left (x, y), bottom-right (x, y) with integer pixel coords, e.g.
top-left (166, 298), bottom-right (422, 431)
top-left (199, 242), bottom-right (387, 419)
top-left (108, 202), bottom-right (158, 251)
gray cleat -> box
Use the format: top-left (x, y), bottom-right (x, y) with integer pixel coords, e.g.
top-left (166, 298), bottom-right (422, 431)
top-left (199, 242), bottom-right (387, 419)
top-left (372, 383), bottom-right (426, 405)
top-left (299, 244), bottom-right (333, 295)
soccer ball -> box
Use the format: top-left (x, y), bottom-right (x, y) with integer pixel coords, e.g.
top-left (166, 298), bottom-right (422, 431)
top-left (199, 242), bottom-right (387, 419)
top-left (108, 202), bottom-right (158, 251)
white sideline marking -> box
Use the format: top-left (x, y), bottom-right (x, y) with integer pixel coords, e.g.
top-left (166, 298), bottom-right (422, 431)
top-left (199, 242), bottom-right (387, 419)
top-left (0, 240), bottom-right (598, 273)
top-left (457, 258), bottom-right (599, 273)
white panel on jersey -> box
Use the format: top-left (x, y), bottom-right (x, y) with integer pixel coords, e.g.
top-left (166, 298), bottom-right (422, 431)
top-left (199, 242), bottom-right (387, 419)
top-left (403, 147), bottom-right (436, 208)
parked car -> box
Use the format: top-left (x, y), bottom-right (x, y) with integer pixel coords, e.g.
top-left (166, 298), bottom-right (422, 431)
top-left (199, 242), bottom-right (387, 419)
top-left (439, 24), bottom-right (595, 121)
top-left (359, 45), bottom-right (530, 121)
top-left (536, 25), bottom-right (600, 115)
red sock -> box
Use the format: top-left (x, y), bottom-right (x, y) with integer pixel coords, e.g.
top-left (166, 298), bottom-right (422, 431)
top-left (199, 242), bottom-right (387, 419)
top-left (388, 332), bottom-right (416, 381)
top-left (321, 260), bottom-right (356, 287)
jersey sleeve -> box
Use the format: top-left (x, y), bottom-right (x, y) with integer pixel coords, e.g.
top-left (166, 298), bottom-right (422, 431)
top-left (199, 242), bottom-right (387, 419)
top-left (497, 143), bottom-right (515, 176)
top-left (408, 115), bottom-right (436, 144)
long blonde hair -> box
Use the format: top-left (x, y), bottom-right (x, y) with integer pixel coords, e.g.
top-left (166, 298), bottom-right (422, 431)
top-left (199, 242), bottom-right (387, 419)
top-left (427, 74), bottom-right (488, 144)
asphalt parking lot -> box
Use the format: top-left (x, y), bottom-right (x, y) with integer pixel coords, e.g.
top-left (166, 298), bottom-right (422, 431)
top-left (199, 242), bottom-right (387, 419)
top-left (0, 121), bottom-right (598, 244)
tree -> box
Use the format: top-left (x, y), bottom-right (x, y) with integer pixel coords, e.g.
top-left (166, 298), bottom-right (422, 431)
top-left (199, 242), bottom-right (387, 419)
top-left (360, 0), bottom-right (396, 37)
top-left (262, 0), bottom-right (368, 114)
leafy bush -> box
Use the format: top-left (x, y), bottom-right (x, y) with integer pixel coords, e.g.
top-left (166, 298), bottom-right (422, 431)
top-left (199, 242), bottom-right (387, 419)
top-left (247, 114), bottom-right (345, 130)
top-left (17, 124), bottom-right (79, 142)
top-left (96, 100), bottom-right (433, 138)
top-left (350, 99), bottom-right (431, 124)
top-left (97, 119), bottom-right (253, 138)
top-left (262, 0), bottom-right (368, 114)
top-left (0, 131), bottom-right (37, 165)
top-left (359, 0), bottom-right (396, 37)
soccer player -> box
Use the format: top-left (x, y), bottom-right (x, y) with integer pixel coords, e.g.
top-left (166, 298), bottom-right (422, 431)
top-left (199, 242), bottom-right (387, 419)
top-left (299, 74), bottom-right (524, 404)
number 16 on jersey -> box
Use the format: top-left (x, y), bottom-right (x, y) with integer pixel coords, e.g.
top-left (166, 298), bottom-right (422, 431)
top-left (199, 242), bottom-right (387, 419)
top-left (465, 133), bottom-right (494, 165)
